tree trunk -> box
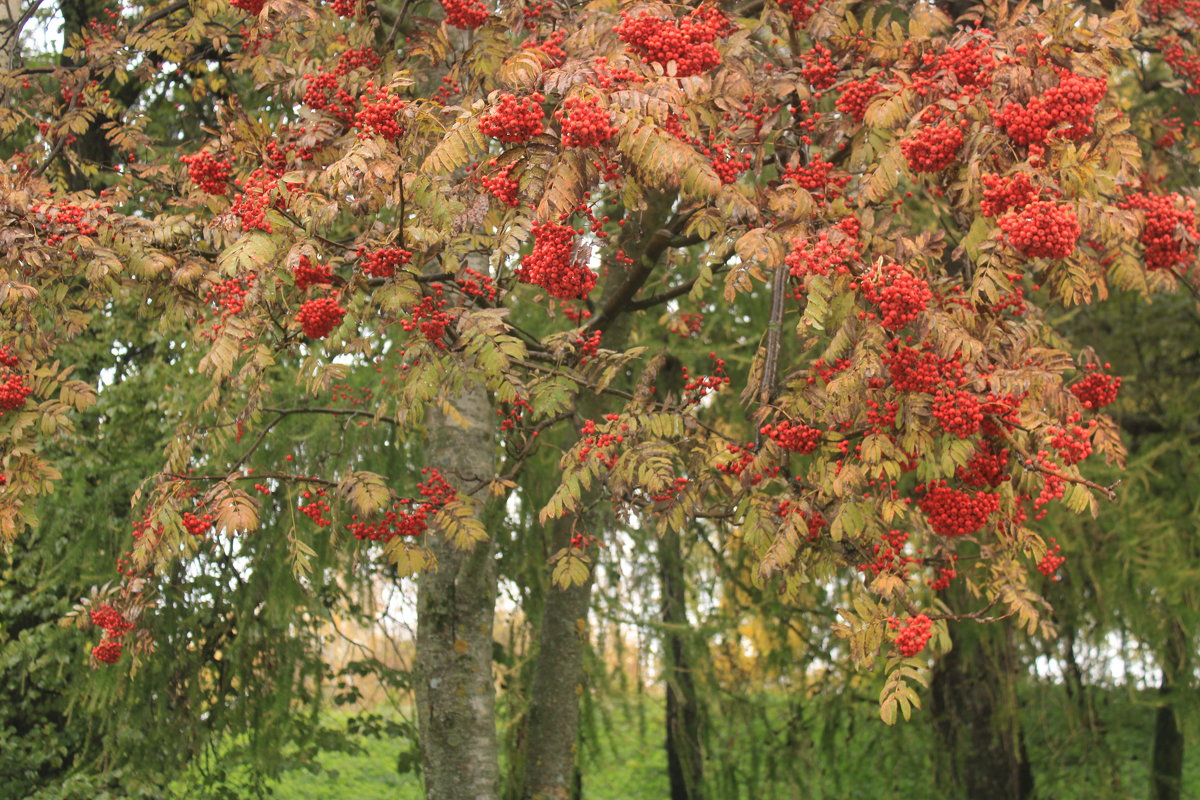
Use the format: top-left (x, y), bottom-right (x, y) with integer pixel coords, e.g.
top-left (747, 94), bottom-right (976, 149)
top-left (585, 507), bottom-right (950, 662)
top-left (1151, 621), bottom-right (1189, 800)
top-left (931, 620), bottom-right (1033, 800)
top-left (518, 194), bottom-right (675, 800)
top-left (416, 382), bottom-right (500, 800)
top-left (521, 521), bottom-right (593, 800)
top-left (661, 525), bottom-right (703, 800)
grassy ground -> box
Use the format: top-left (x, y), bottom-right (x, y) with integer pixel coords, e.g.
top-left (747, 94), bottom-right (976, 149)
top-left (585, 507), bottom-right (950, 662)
top-left (171, 683), bottom-right (1193, 799)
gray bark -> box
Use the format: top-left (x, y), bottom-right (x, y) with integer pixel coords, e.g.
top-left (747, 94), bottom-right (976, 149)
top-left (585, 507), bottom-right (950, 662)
top-left (416, 382), bottom-right (500, 800)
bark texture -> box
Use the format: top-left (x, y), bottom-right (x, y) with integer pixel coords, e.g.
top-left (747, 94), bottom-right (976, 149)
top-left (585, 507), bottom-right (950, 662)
top-left (661, 525), bottom-right (703, 800)
top-left (1152, 622), bottom-right (1189, 800)
top-left (519, 195), bottom-right (675, 800)
top-left (521, 536), bottom-right (592, 800)
top-left (931, 621), bottom-right (1033, 800)
top-left (416, 383), bottom-right (500, 800)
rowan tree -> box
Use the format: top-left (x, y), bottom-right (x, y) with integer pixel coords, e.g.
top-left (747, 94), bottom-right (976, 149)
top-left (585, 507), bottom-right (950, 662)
top-left (1, 0), bottom-right (1199, 796)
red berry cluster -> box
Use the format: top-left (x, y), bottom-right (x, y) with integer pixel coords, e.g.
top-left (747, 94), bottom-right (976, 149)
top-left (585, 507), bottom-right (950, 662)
top-left (836, 75), bottom-right (883, 123)
top-left (230, 167), bottom-right (278, 232)
top-left (299, 488), bottom-right (332, 527)
top-left (521, 30), bottom-right (566, 66)
top-left (782, 154), bottom-right (850, 202)
top-left (182, 511), bottom-right (214, 537)
top-left (230, 0), bottom-right (265, 15)
top-left (957, 440), bottom-right (1010, 488)
top-left (980, 172), bottom-right (1038, 217)
top-left (993, 68), bottom-right (1107, 146)
top-left (786, 229), bottom-right (859, 293)
top-left (180, 151), bottom-right (231, 195)
top-left (401, 286), bottom-right (454, 348)
top-left (1038, 539), bottom-right (1065, 577)
top-left (457, 267), bottom-right (498, 303)
top-left (298, 296), bottom-right (346, 339)
top-left (0, 373), bottom-right (33, 412)
top-left (497, 396), bottom-right (532, 433)
top-left (480, 93), bottom-right (545, 142)
top-left (90, 604), bottom-right (134, 664)
top-left (775, 502), bottom-right (826, 541)
top-left (858, 263), bottom-right (932, 331)
top-left (760, 420), bottom-right (821, 454)
top-left (704, 140), bottom-right (752, 185)
top-left (928, 560), bottom-right (957, 591)
top-left (681, 354), bottom-right (730, 405)
top-left (1069, 363), bottom-right (1121, 410)
top-left (900, 121), bottom-right (963, 173)
top-left (348, 468), bottom-right (455, 541)
top-left (358, 246), bottom-right (412, 279)
top-left (890, 614), bottom-right (933, 657)
top-left (931, 390), bottom-right (983, 438)
top-left (441, 0), bottom-right (489, 28)
top-left (303, 71), bottom-right (358, 125)
top-left (1160, 37), bottom-right (1200, 95)
top-left (780, 0), bottom-right (826, 27)
top-left (998, 200), bottom-right (1080, 259)
top-left (916, 481), bottom-right (999, 538)
top-left (1047, 411), bottom-right (1096, 466)
top-left (33, 201), bottom-right (100, 246)
top-left (578, 415), bottom-right (627, 470)
top-left (555, 96), bottom-right (617, 149)
top-left (800, 43), bottom-right (837, 89)
top-left (883, 339), bottom-right (964, 394)
top-left (205, 274), bottom-right (253, 318)
top-left (576, 330), bottom-right (602, 365)
top-left (329, 0), bottom-right (358, 17)
top-left (336, 47), bottom-right (380, 76)
top-left (1118, 191), bottom-right (1200, 271)
top-left (614, 7), bottom-right (731, 77)
top-left (293, 255), bottom-right (334, 291)
top-left (355, 82), bottom-right (406, 142)
top-left (481, 160), bottom-right (520, 207)
top-left (860, 529), bottom-right (917, 578)
top-left (518, 220), bottom-right (596, 299)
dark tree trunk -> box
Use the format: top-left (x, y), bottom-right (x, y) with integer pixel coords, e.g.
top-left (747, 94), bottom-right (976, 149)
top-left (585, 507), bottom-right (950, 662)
top-left (660, 525), bottom-right (703, 800)
top-left (1151, 676), bottom-right (1184, 800)
top-left (931, 620), bottom-right (1033, 800)
top-left (416, 383), bottom-right (501, 800)
top-left (1152, 622), bottom-right (1189, 800)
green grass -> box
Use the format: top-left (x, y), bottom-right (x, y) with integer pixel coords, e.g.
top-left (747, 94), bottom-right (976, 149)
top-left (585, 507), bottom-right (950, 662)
top-left (168, 684), bottom-right (1194, 799)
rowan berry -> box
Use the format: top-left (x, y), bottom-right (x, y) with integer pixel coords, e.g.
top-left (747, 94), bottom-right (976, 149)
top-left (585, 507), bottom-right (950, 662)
top-left (517, 221), bottom-right (596, 299)
top-left (1069, 364), bottom-right (1121, 410)
top-left (931, 390), bottom-right (984, 438)
top-left (293, 255), bottom-right (333, 291)
top-left (859, 263), bottom-right (932, 331)
top-left (479, 93), bottom-right (545, 143)
top-left (901, 121), bottom-right (963, 173)
top-left (915, 481), bottom-right (999, 537)
top-left (890, 614), bottom-right (933, 657)
top-left (0, 374), bottom-right (33, 411)
top-left (555, 96), bottom-right (617, 149)
top-left (614, 7), bottom-right (730, 77)
top-left (180, 151), bottom-right (231, 195)
top-left (1038, 539), bottom-right (1065, 576)
top-left (297, 296), bottom-right (346, 339)
top-left (998, 200), bottom-right (1080, 259)
top-left (760, 420), bottom-right (822, 454)
top-left (441, 0), bottom-right (488, 28)
top-left (358, 246), bottom-right (412, 279)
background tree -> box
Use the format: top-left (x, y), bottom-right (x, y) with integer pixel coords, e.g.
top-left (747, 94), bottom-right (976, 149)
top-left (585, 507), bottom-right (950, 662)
top-left (2, 0), bottom-right (1199, 798)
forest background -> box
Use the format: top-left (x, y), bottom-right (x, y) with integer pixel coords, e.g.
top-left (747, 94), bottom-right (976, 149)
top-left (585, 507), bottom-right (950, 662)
top-left (0, 0), bottom-right (1197, 798)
